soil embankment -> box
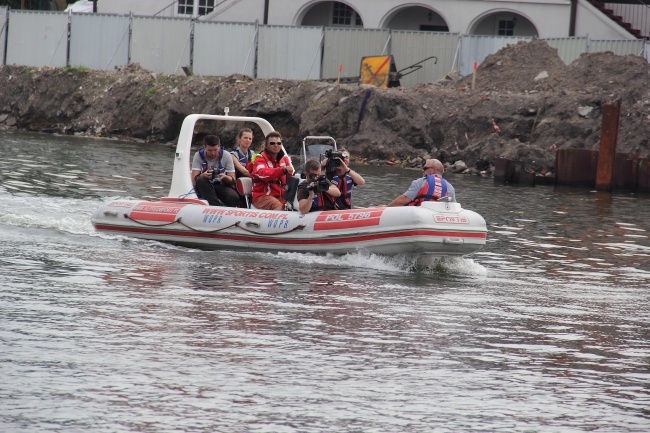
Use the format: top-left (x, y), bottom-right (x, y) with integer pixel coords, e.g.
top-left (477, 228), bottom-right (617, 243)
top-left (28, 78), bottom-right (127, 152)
top-left (0, 40), bottom-right (648, 175)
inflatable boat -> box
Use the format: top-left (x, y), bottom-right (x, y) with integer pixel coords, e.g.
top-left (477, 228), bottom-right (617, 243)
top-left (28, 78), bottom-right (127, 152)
top-left (91, 113), bottom-right (487, 256)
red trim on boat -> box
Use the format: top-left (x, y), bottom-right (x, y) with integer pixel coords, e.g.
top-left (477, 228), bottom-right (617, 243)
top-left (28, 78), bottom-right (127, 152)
top-left (93, 224), bottom-right (487, 245)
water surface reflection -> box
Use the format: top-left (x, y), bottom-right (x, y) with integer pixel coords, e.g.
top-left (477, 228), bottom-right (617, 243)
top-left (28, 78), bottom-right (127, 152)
top-left (1, 131), bottom-right (649, 432)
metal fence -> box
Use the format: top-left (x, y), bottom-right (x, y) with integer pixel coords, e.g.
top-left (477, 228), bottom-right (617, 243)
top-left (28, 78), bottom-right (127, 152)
top-left (5, 10), bottom-right (68, 67)
top-left (193, 21), bottom-right (257, 77)
top-left (1, 10), bottom-right (647, 86)
top-left (0, 6), bottom-right (7, 65)
top-left (69, 13), bottom-right (130, 70)
top-left (257, 25), bottom-right (323, 80)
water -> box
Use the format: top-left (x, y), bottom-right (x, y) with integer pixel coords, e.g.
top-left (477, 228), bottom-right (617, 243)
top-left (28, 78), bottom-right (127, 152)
top-left (1, 130), bottom-right (649, 432)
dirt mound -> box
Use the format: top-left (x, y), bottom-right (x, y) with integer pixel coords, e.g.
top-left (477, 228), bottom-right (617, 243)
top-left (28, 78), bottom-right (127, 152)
top-left (459, 39), bottom-right (569, 92)
top-left (567, 51), bottom-right (650, 97)
top-left (0, 39), bottom-right (648, 177)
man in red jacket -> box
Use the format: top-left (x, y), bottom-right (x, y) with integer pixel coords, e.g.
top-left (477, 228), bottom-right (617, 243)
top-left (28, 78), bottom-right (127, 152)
top-left (250, 131), bottom-right (294, 210)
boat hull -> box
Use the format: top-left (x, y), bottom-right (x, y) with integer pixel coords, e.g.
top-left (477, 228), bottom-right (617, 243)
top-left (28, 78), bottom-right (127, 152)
top-left (91, 199), bottom-right (487, 256)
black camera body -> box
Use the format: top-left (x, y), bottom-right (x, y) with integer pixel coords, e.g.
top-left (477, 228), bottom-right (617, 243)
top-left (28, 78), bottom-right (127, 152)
top-left (306, 173), bottom-right (330, 193)
top-left (206, 168), bottom-right (222, 184)
top-left (324, 149), bottom-right (343, 172)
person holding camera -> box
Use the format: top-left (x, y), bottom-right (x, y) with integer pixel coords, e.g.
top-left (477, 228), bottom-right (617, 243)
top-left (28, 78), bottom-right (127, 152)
top-left (324, 147), bottom-right (365, 210)
top-left (387, 158), bottom-right (456, 207)
top-left (191, 134), bottom-right (240, 207)
top-left (297, 159), bottom-right (341, 214)
top-left (250, 131), bottom-right (295, 210)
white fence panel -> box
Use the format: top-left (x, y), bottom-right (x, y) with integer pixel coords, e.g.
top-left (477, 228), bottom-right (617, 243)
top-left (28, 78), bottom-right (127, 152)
top-left (257, 25), bottom-right (322, 80)
top-left (588, 39), bottom-right (646, 56)
top-left (323, 28), bottom-right (390, 79)
top-left (70, 14), bottom-right (130, 70)
top-left (391, 31), bottom-right (460, 87)
top-left (131, 16), bottom-right (191, 75)
top-left (193, 21), bottom-right (256, 77)
top-left (6, 11), bottom-right (68, 68)
top-left (458, 35), bottom-right (532, 76)
top-left (543, 37), bottom-right (588, 65)
top-left (0, 6), bottom-right (7, 64)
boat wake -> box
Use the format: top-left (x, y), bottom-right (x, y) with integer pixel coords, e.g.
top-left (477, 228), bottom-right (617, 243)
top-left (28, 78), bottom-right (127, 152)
top-left (0, 189), bottom-right (98, 235)
top-left (276, 250), bottom-right (488, 276)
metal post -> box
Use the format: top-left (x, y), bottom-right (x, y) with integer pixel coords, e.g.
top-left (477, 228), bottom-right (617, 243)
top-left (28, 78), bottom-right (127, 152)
top-left (595, 99), bottom-right (621, 191)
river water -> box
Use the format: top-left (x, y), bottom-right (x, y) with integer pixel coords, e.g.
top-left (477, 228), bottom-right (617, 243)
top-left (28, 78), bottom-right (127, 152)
top-left (1, 130), bottom-right (649, 432)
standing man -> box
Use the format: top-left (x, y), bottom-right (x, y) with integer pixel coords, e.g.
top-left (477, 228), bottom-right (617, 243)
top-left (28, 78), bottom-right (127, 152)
top-left (191, 135), bottom-right (240, 207)
top-left (387, 158), bottom-right (456, 206)
top-left (250, 131), bottom-right (294, 210)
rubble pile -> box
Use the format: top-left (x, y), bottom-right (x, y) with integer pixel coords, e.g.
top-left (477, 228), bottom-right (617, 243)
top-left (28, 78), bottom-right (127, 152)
top-left (0, 39), bottom-right (648, 176)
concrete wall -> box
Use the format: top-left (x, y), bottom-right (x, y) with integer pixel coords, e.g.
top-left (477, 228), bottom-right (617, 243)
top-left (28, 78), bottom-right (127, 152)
top-left (574, 0), bottom-right (636, 39)
top-left (96, 0), bottom-right (638, 41)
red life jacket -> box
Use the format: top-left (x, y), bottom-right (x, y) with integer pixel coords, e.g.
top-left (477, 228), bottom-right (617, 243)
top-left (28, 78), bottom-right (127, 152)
top-left (409, 174), bottom-right (449, 206)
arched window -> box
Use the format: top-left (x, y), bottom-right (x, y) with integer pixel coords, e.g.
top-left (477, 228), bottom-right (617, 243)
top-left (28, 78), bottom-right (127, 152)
top-left (177, 0), bottom-right (215, 17)
top-left (331, 2), bottom-right (363, 27)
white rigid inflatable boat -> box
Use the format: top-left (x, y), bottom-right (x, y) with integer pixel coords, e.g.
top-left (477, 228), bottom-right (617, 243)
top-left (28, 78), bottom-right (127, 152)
top-left (92, 114), bottom-right (487, 256)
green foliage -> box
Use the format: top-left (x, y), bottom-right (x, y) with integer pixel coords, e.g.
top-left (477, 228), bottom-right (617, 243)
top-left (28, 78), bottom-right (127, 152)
top-left (145, 86), bottom-right (158, 98)
top-left (64, 65), bottom-right (90, 74)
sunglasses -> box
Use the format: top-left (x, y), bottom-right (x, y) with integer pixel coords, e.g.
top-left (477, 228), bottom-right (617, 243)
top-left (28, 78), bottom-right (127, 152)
top-left (422, 166), bottom-right (434, 170)
top-left (268, 141), bottom-right (282, 145)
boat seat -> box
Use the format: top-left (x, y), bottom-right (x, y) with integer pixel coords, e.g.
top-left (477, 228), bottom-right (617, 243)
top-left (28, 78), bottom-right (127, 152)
top-left (236, 177), bottom-right (253, 208)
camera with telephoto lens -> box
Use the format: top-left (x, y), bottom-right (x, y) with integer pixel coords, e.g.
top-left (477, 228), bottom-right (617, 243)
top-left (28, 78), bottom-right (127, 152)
top-left (206, 168), bottom-right (222, 184)
top-left (306, 173), bottom-right (330, 193)
top-left (324, 149), bottom-right (343, 172)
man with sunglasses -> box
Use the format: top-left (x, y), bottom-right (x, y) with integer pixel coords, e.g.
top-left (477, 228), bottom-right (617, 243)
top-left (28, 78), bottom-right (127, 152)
top-left (250, 131), bottom-right (295, 210)
top-left (387, 158), bottom-right (456, 207)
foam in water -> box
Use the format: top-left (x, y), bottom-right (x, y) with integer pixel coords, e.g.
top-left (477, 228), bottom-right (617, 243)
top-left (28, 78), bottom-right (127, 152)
top-left (276, 250), bottom-right (488, 276)
top-left (0, 189), bottom-right (100, 235)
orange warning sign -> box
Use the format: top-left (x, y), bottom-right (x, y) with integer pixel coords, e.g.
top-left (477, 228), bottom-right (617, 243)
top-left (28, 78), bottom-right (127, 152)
top-left (359, 55), bottom-right (398, 89)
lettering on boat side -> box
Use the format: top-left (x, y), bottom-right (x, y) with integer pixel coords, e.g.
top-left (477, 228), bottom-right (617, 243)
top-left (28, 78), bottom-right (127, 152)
top-left (109, 201), bottom-right (137, 208)
top-left (203, 214), bottom-right (223, 224)
top-left (129, 202), bottom-right (185, 222)
top-left (201, 208), bottom-right (288, 220)
top-left (313, 209), bottom-right (384, 231)
top-left (268, 219), bottom-right (289, 229)
top-left (434, 215), bottom-right (470, 224)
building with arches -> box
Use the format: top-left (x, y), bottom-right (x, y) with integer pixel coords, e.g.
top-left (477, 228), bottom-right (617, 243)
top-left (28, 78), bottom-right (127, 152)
top-left (98, 0), bottom-right (646, 40)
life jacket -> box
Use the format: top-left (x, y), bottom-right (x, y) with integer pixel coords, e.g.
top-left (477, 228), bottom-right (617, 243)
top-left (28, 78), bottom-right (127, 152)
top-left (330, 172), bottom-right (353, 209)
top-left (232, 147), bottom-right (254, 165)
top-left (298, 180), bottom-right (338, 211)
top-left (199, 147), bottom-right (224, 174)
top-left (409, 174), bottom-right (448, 206)
top-left (250, 151), bottom-right (290, 201)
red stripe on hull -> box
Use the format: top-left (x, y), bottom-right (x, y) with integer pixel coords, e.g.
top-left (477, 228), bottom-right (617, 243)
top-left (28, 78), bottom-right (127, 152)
top-left (93, 223), bottom-right (486, 245)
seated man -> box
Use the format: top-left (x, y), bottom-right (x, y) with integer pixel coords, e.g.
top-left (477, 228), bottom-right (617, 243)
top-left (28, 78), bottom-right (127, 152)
top-left (297, 159), bottom-right (341, 214)
top-left (387, 158), bottom-right (456, 206)
top-left (250, 131), bottom-right (294, 210)
top-left (191, 135), bottom-right (240, 207)
top-left (325, 147), bottom-right (365, 210)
